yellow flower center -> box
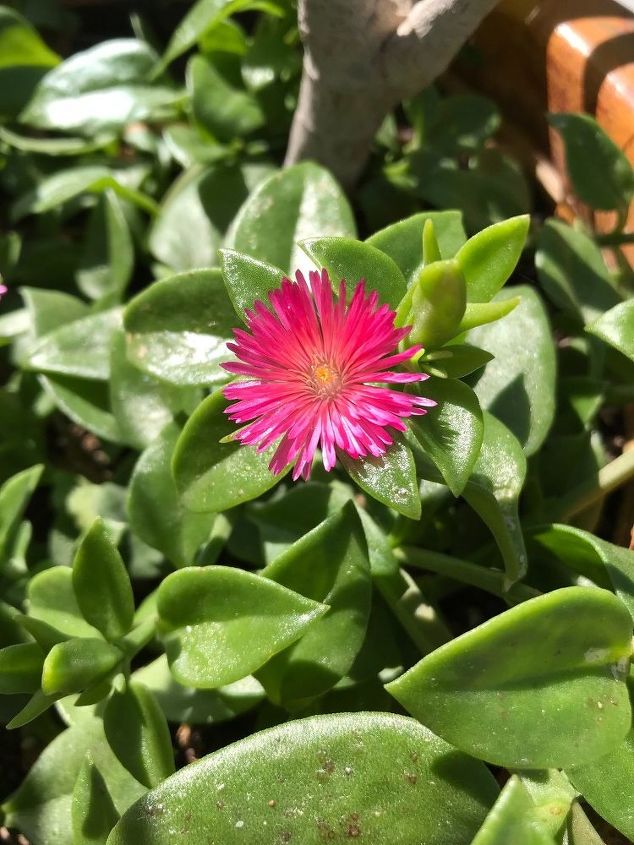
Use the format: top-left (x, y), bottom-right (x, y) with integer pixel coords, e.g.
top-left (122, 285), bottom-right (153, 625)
top-left (309, 362), bottom-right (342, 397)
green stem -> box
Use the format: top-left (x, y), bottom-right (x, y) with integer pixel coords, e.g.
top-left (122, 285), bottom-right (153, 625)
top-left (119, 616), bottom-right (156, 659)
top-left (394, 547), bottom-right (539, 605)
top-left (374, 568), bottom-right (452, 654)
top-left (558, 449), bottom-right (634, 521)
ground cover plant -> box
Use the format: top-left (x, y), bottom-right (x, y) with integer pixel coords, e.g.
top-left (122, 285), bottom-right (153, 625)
top-left (1, 0), bottom-right (634, 843)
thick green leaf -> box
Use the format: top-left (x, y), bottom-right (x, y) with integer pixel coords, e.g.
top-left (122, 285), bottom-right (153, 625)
top-left (471, 776), bottom-right (556, 845)
top-left (536, 220), bottom-right (621, 324)
top-left (0, 126), bottom-right (111, 156)
top-left (72, 757), bottom-right (120, 845)
top-left (172, 389), bottom-right (284, 512)
top-left (76, 191), bottom-right (133, 302)
top-left (20, 39), bottom-right (179, 135)
top-left (527, 524), bottom-right (634, 622)
top-left (456, 215), bottom-right (529, 302)
top-left (72, 518), bottom-right (135, 641)
top-left (157, 565), bottom-right (328, 688)
top-left (549, 113), bottom-right (634, 210)
top-left (28, 567), bottom-right (101, 640)
top-left (469, 286), bottom-right (556, 455)
top-left (12, 166), bottom-right (158, 220)
top-left (148, 162), bottom-right (273, 273)
top-left (461, 413), bottom-right (527, 586)
top-left (396, 259), bottom-right (466, 349)
top-left (0, 643), bottom-right (44, 694)
top-left (27, 308), bottom-right (121, 381)
top-left (22, 288), bottom-right (89, 339)
top-left (568, 724), bottom-right (634, 841)
top-left (458, 297), bottom-right (520, 332)
top-left (42, 638), bottom-right (123, 697)
top-left (219, 249), bottom-right (285, 319)
top-left (409, 378), bottom-right (483, 497)
top-left (39, 374), bottom-right (121, 442)
top-left (132, 656), bottom-right (264, 724)
top-left (420, 344), bottom-right (493, 379)
top-left (387, 587), bottom-right (632, 768)
top-left (110, 330), bottom-right (196, 451)
top-left (103, 682), bottom-right (175, 789)
top-left (341, 440), bottom-right (421, 520)
top-left (127, 423), bottom-right (214, 567)
top-left (300, 237), bottom-right (407, 309)
top-left (124, 270), bottom-right (235, 386)
top-left (257, 503), bottom-right (371, 706)
top-left (587, 299), bottom-right (634, 363)
top-left (2, 717), bottom-right (145, 845)
top-left (366, 211), bottom-right (467, 284)
top-left (226, 162), bottom-right (356, 275)
top-left (0, 464), bottom-right (42, 561)
top-left (189, 54), bottom-right (263, 142)
top-left (109, 712), bottom-right (498, 845)
top-left (567, 802), bottom-right (606, 845)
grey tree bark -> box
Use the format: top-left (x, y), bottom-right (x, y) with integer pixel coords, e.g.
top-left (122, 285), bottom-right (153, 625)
top-left (284, 0), bottom-right (501, 188)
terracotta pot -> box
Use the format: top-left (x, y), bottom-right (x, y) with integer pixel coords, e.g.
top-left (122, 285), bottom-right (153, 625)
top-left (456, 0), bottom-right (634, 259)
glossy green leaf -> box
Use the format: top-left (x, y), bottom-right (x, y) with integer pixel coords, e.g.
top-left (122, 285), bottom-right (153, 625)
top-left (409, 378), bottom-right (483, 497)
top-left (257, 503), bottom-right (371, 706)
top-left (471, 776), bottom-right (556, 845)
top-left (469, 286), bottom-right (556, 455)
top-left (0, 126), bottom-right (112, 156)
top-left (20, 39), bottom-right (179, 135)
top-left (387, 587), bottom-right (632, 768)
top-left (568, 723), bottom-right (634, 841)
top-left (536, 220), bottom-right (621, 324)
top-left (226, 162), bottom-right (356, 275)
top-left (12, 166), bottom-right (158, 220)
top-left (527, 524), bottom-right (634, 620)
top-left (76, 191), bottom-right (133, 303)
top-left (0, 643), bottom-right (44, 694)
top-left (103, 682), bottom-right (175, 789)
top-left (341, 440), bottom-right (421, 520)
top-left (366, 211), bottom-right (467, 284)
top-left (587, 299), bottom-right (634, 363)
top-left (42, 638), bottom-right (123, 697)
top-left (458, 296), bottom-right (520, 332)
top-left (420, 344), bottom-right (493, 379)
top-left (127, 423), bottom-right (214, 567)
top-left (110, 330), bottom-right (196, 451)
top-left (0, 464), bottom-right (42, 561)
top-left (189, 54), bottom-right (263, 142)
top-left (39, 374), bottom-right (121, 442)
top-left (22, 288), bottom-right (89, 339)
top-left (124, 270), bottom-right (234, 386)
top-left (461, 413), bottom-right (527, 586)
top-left (157, 565), bottom-right (328, 688)
top-left (157, 0), bottom-right (281, 71)
top-left (172, 389), bottom-right (284, 512)
top-left (422, 219), bottom-right (442, 265)
top-left (0, 7), bottom-right (59, 68)
top-left (517, 770), bottom-right (576, 839)
top-left (219, 248), bottom-right (285, 319)
top-left (148, 162), bottom-right (273, 273)
top-left (132, 655), bottom-right (264, 724)
top-left (566, 802), bottom-right (606, 845)
top-left (2, 717), bottom-right (145, 845)
top-left (27, 308), bottom-right (121, 381)
top-left (72, 756), bottom-right (120, 845)
top-left (73, 517), bottom-right (134, 641)
top-left (17, 614), bottom-right (68, 652)
top-left (300, 237), bottom-right (407, 309)
top-left (109, 712), bottom-right (498, 845)
top-left (549, 113), bottom-right (634, 210)
top-left (28, 567), bottom-right (101, 640)
top-left (456, 215), bottom-right (529, 302)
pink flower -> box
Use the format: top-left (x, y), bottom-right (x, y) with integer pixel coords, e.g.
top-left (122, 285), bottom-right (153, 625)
top-left (222, 269), bottom-right (436, 481)
top-left (0, 283), bottom-right (7, 300)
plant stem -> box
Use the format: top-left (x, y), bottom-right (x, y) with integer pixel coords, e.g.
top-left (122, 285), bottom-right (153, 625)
top-left (596, 231), bottom-right (634, 246)
top-left (394, 547), bottom-right (539, 604)
top-left (558, 448), bottom-right (634, 521)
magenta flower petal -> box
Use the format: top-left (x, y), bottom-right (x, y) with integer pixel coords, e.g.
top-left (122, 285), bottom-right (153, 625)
top-left (222, 269), bottom-right (436, 480)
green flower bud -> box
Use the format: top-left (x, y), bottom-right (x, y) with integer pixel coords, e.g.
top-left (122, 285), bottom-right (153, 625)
top-left (396, 259), bottom-right (466, 349)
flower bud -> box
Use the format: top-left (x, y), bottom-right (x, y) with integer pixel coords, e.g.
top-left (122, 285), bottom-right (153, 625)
top-left (397, 259), bottom-right (466, 349)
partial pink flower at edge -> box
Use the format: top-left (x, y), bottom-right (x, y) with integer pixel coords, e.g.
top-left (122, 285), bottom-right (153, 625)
top-left (0, 283), bottom-right (7, 300)
top-left (222, 269), bottom-right (436, 481)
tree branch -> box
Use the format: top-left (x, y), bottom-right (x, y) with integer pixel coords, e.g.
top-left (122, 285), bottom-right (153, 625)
top-left (285, 0), bottom-right (501, 188)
